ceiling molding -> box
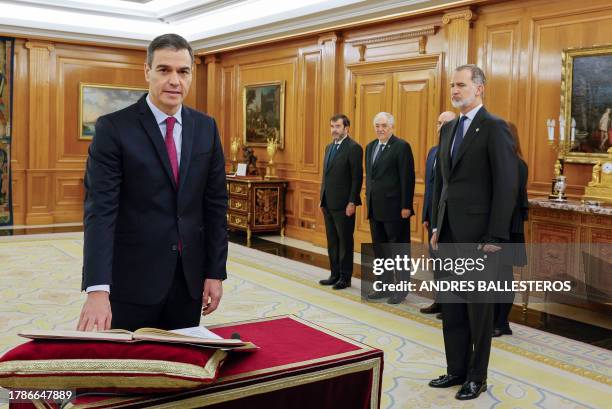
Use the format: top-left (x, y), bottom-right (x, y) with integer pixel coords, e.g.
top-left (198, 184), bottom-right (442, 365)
top-left (190, 0), bottom-right (481, 53)
top-left (0, 0), bottom-right (490, 53)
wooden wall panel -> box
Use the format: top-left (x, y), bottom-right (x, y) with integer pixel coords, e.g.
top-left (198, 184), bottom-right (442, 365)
top-left (297, 47), bottom-right (321, 174)
top-left (10, 39), bottom-right (148, 225)
top-left (475, 0), bottom-right (612, 199)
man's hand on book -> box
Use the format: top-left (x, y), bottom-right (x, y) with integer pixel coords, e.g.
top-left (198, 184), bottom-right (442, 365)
top-left (202, 279), bottom-right (223, 316)
top-left (77, 291), bottom-right (112, 331)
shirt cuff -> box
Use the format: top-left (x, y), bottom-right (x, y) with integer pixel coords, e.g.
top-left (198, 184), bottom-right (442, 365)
top-left (432, 228), bottom-right (438, 233)
top-left (86, 285), bottom-right (110, 293)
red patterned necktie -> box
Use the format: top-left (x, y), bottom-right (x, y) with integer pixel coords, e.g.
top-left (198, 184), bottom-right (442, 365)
top-left (165, 116), bottom-right (179, 185)
top-left (165, 116), bottom-right (182, 253)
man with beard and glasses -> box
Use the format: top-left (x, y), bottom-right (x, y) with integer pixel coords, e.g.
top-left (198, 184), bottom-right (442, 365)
top-left (319, 114), bottom-right (363, 290)
top-left (429, 65), bottom-right (518, 400)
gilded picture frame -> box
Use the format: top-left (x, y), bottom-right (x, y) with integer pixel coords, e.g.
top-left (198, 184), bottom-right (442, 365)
top-left (242, 81), bottom-right (285, 149)
top-left (561, 44), bottom-right (612, 164)
top-left (79, 83), bottom-right (147, 140)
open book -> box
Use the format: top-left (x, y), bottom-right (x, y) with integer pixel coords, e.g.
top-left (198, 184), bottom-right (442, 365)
top-left (19, 326), bottom-right (256, 350)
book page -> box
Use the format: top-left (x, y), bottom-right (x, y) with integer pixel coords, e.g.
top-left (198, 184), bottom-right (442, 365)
top-left (169, 326), bottom-right (223, 340)
top-left (19, 329), bottom-right (133, 342)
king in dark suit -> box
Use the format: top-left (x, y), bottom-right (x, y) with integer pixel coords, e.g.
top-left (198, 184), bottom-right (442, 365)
top-left (319, 114), bottom-right (363, 290)
top-left (78, 34), bottom-right (228, 332)
top-left (365, 112), bottom-right (415, 305)
top-left (429, 65), bottom-right (518, 400)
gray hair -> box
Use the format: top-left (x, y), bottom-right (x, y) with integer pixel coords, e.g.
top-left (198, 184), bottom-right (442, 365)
top-left (147, 33), bottom-right (194, 67)
top-left (455, 64), bottom-right (486, 86)
top-left (373, 112), bottom-right (395, 127)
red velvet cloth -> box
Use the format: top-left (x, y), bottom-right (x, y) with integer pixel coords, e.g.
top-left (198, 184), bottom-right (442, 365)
top-left (210, 317), bottom-right (363, 379)
top-left (0, 340), bottom-right (224, 392)
top-left (1, 340), bottom-right (217, 369)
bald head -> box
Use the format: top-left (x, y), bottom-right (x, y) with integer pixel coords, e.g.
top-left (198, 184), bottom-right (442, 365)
top-left (437, 111), bottom-right (456, 132)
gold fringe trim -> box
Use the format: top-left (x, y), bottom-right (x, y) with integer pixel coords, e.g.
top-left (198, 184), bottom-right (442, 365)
top-left (0, 350), bottom-right (226, 389)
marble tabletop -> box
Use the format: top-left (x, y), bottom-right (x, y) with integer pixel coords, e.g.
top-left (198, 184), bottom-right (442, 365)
top-left (529, 198), bottom-right (612, 216)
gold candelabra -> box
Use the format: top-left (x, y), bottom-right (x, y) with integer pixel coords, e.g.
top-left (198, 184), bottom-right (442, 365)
top-left (265, 134), bottom-right (279, 179)
top-left (546, 116), bottom-right (574, 201)
top-left (230, 136), bottom-right (240, 172)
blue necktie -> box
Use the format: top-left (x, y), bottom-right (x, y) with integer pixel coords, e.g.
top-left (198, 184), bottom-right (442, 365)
top-left (451, 116), bottom-right (468, 162)
top-left (372, 143), bottom-right (385, 164)
top-left (327, 143), bottom-right (339, 169)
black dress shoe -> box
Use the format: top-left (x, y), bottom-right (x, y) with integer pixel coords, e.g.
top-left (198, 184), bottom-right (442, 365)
top-left (332, 279), bottom-right (351, 290)
top-left (492, 326), bottom-right (512, 337)
top-left (319, 276), bottom-right (339, 286)
top-left (435, 313), bottom-right (442, 320)
top-left (420, 303), bottom-right (441, 314)
top-left (455, 380), bottom-right (487, 400)
top-left (428, 374), bottom-right (466, 388)
top-left (387, 293), bottom-right (407, 304)
top-left (366, 291), bottom-right (390, 300)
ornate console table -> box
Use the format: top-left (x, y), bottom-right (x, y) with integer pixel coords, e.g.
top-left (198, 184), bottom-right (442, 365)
top-left (526, 198), bottom-right (612, 312)
top-left (226, 176), bottom-right (288, 242)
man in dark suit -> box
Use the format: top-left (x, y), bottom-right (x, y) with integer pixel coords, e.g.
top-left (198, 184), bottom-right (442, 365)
top-left (365, 112), bottom-right (415, 304)
top-left (429, 65), bottom-right (518, 400)
top-left (420, 111), bottom-right (456, 317)
top-left (77, 34), bottom-right (228, 332)
top-left (319, 114), bottom-right (363, 290)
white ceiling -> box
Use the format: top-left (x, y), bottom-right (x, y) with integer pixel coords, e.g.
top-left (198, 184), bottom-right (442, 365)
top-left (0, 0), bottom-right (470, 52)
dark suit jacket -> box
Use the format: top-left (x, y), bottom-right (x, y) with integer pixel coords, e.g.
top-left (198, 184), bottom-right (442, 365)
top-left (422, 145), bottom-right (439, 224)
top-left (505, 158), bottom-right (529, 266)
top-left (365, 135), bottom-right (415, 222)
top-left (82, 95), bottom-right (228, 305)
top-left (320, 137), bottom-right (363, 210)
top-left (431, 107), bottom-right (518, 242)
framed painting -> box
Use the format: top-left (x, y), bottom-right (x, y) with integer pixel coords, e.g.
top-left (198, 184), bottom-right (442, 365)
top-left (243, 81), bottom-right (285, 149)
top-left (561, 44), bottom-right (612, 163)
top-left (79, 83), bottom-right (147, 140)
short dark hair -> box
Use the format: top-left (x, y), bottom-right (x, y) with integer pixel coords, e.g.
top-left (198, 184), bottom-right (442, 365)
top-left (455, 64), bottom-right (486, 86)
top-left (330, 114), bottom-right (350, 127)
top-left (147, 33), bottom-right (194, 67)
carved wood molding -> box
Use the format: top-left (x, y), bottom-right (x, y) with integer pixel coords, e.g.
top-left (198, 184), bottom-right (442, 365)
top-left (24, 41), bottom-right (55, 52)
top-left (204, 54), bottom-right (220, 64)
top-left (346, 25), bottom-right (439, 61)
top-left (317, 32), bottom-right (340, 45)
top-left (442, 7), bottom-right (477, 25)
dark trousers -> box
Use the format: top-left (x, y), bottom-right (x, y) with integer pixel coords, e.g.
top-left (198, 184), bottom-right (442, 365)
top-left (369, 218), bottom-right (411, 291)
top-left (494, 263), bottom-right (515, 329)
top-left (111, 258), bottom-right (202, 331)
top-left (322, 206), bottom-right (356, 281)
top-left (438, 220), bottom-right (493, 382)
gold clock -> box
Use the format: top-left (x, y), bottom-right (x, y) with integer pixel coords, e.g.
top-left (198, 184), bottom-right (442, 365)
top-left (583, 148), bottom-right (612, 204)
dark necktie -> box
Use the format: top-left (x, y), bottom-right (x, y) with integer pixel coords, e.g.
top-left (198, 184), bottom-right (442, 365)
top-left (165, 117), bottom-right (179, 184)
top-left (327, 143), bottom-right (339, 169)
top-left (372, 143), bottom-right (385, 163)
top-left (451, 116), bottom-right (468, 162)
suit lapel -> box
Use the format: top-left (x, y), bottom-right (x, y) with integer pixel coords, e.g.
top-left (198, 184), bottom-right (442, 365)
top-left (323, 143), bottom-right (333, 172)
top-left (442, 119), bottom-right (457, 176)
top-left (138, 97), bottom-right (177, 190)
top-left (451, 107), bottom-right (486, 172)
top-left (178, 107), bottom-right (194, 193)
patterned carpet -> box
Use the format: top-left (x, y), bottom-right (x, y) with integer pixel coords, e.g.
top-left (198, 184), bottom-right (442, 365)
top-left (0, 233), bottom-right (610, 408)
